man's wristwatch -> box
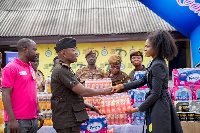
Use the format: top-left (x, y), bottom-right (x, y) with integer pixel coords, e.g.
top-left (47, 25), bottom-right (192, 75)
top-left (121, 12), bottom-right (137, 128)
top-left (91, 105), bottom-right (95, 111)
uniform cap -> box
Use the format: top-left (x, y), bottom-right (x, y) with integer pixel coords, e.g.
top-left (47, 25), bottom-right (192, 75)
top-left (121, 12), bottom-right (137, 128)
top-left (85, 49), bottom-right (96, 58)
top-left (54, 37), bottom-right (76, 53)
top-left (130, 50), bottom-right (143, 56)
top-left (130, 50), bottom-right (143, 61)
top-left (108, 54), bottom-right (122, 65)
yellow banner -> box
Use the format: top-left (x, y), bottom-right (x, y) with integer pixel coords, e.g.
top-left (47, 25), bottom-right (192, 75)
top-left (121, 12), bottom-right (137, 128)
top-left (37, 41), bottom-right (153, 79)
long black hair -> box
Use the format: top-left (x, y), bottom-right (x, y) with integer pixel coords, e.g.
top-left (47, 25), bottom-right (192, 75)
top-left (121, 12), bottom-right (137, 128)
top-left (147, 30), bottom-right (178, 61)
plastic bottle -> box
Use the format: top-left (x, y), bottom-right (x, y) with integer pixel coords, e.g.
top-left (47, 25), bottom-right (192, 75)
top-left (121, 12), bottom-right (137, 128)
top-left (120, 95), bottom-right (126, 112)
top-left (131, 113), bottom-right (136, 125)
top-left (46, 93), bottom-right (52, 110)
top-left (38, 92), bottom-right (43, 110)
top-left (42, 92), bottom-right (47, 110)
top-left (115, 94), bottom-right (121, 113)
top-left (85, 79), bottom-right (89, 88)
top-left (96, 79), bottom-right (100, 89)
top-left (46, 115), bottom-right (51, 126)
top-left (100, 98), bottom-right (106, 114)
top-left (119, 113), bottom-right (125, 125)
top-left (106, 114), bottom-right (111, 125)
top-left (110, 96), bottom-right (116, 113)
top-left (115, 113), bottom-right (120, 125)
top-left (0, 111), bottom-right (4, 125)
top-left (110, 114), bottom-right (115, 125)
top-left (135, 112), bottom-right (140, 125)
top-left (125, 113), bottom-right (129, 124)
top-left (105, 97), bottom-right (111, 114)
top-left (0, 92), bottom-right (3, 110)
top-left (125, 95), bottom-right (132, 111)
top-left (91, 79), bottom-right (96, 89)
top-left (45, 76), bottom-right (51, 93)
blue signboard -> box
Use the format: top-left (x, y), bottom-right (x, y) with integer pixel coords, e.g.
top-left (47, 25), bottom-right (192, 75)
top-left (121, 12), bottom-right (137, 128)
top-left (139, 0), bottom-right (200, 67)
top-left (5, 52), bottom-right (18, 65)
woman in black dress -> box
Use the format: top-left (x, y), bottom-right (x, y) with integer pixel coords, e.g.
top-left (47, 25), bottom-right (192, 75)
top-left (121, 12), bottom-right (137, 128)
top-left (112, 30), bottom-right (183, 133)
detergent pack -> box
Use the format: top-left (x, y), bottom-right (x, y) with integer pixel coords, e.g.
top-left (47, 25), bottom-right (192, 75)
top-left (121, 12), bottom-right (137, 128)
top-left (134, 71), bottom-right (147, 88)
top-left (128, 89), bottom-right (149, 125)
top-left (172, 86), bottom-right (192, 102)
top-left (172, 68), bottom-right (200, 86)
top-left (193, 86), bottom-right (200, 100)
top-left (80, 115), bottom-right (108, 133)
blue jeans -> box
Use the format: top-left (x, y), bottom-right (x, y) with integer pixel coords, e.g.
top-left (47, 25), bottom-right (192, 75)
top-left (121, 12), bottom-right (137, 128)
top-left (4, 119), bottom-right (38, 133)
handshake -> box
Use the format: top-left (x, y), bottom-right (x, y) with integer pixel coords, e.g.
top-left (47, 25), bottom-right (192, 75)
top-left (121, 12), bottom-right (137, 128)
top-left (103, 84), bottom-right (125, 95)
top-left (97, 84), bottom-right (140, 114)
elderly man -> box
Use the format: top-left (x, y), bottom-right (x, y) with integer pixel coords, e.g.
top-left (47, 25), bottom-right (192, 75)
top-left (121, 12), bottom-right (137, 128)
top-left (105, 54), bottom-right (130, 92)
top-left (51, 37), bottom-right (113, 133)
top-left (129, 50), bottom-right (146, 82)
top-left (76, 49), bottom-right (104, 85)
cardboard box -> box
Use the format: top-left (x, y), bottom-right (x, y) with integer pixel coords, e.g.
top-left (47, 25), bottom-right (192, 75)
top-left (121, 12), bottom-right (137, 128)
top-left (181, 122), bottom-right (200, 133)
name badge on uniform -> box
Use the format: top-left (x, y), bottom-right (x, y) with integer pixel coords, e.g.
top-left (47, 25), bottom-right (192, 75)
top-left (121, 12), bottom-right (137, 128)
top-left (19, 71), bottom-right (27, 75)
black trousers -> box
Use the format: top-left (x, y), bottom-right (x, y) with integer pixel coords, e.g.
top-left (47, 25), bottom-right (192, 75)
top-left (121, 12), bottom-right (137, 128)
top-left (56, 125), bottom-right (80, 133)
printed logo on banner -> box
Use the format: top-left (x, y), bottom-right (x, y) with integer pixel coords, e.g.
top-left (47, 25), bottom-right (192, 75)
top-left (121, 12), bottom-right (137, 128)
top-left (101, 47), bottom-right (108, 56)
top-left (87, 122), bottom-right (102, 132)
top-left (176, 0), bottom-right (200, 16)
top-left (116, 49), bottom-right (127, 56)
top-left (45, 50), bottom-right (52, 57)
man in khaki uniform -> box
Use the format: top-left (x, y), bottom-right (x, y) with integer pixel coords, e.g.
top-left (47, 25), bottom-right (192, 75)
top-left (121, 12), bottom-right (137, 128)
top-left (105, 54), bottom-right (130, 92)
top-left (76, 49), bottom-right (104, 85)
top-left (129, 51), bottom-right (146, 82)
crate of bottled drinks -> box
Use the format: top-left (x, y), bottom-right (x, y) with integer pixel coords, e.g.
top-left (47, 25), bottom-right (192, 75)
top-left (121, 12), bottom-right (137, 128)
top-left (84, 93), bottom-right (132, 125)
top-left (37, 92), bottom-right (53, 126)
top-left (85, 78), bottom-right (112, 89)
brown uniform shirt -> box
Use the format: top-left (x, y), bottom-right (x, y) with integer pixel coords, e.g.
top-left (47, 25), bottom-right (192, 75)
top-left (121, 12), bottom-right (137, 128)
top-left (51, 64), bottom-right (89, 129)
top-left (105, 70), bottom-right (130, 92)
top-left (36, 70), bottom-right (45, 92)
top-left (76, 66), bottom-right (104, 84)
top-left (129, 65), bottom-right (146, 82)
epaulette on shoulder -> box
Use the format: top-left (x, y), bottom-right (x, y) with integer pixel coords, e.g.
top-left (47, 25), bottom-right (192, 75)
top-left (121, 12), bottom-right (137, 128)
top-left (121, 71), bottom-right (129, 78)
